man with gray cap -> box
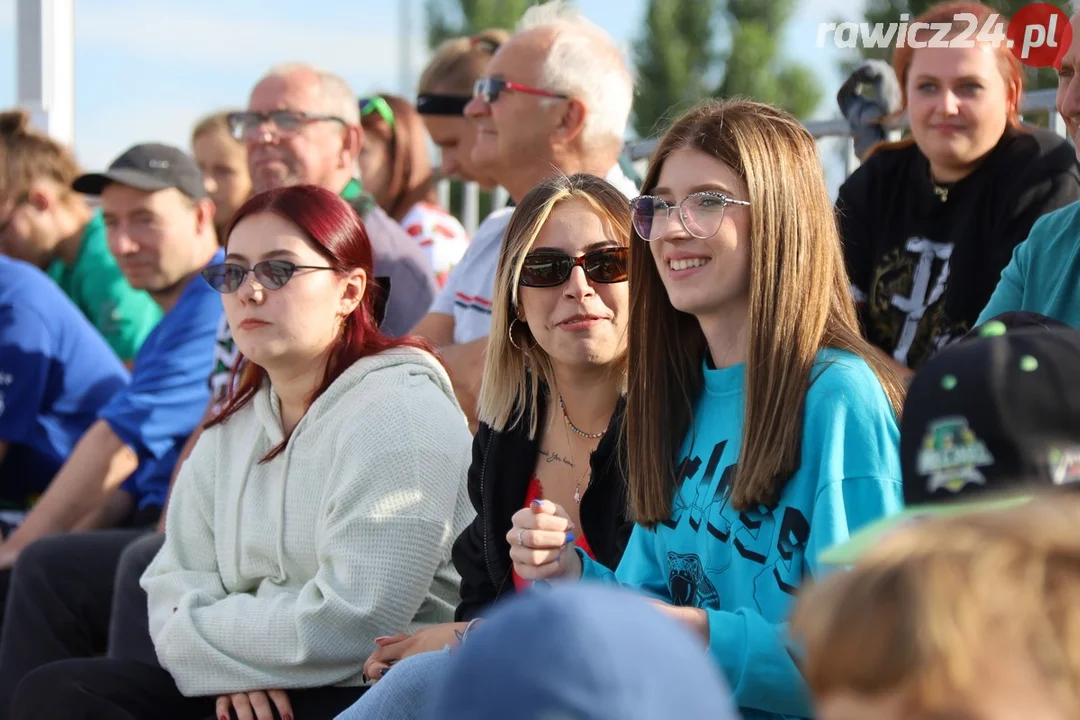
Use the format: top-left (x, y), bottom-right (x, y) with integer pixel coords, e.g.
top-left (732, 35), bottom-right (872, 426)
top-left (0, 142), bottom-right (224, 713)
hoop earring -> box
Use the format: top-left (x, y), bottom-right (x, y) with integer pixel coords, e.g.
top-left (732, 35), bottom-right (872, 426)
top-left (508, 318), bottom-right (534, 352)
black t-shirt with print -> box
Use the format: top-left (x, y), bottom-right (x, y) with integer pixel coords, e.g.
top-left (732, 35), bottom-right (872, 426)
top-left (836, 125), bottom-right (1080, 370)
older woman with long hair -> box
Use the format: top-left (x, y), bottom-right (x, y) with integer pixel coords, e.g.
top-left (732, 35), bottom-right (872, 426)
top-left (837, 1), bottom-right (1080, 375)
top-left (9, 185), bottom-right (475, 720)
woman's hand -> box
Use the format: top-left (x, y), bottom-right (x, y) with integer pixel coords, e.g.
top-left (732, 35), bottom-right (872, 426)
top-left (507, 499), bottom-right (581, 581)
top-left (215, 690), bottom-right (292, 720)
top-left (362, 623), bottom-right (470, 682)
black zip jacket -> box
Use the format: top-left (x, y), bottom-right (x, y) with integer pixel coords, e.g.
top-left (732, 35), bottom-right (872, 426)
top-left (452, 390), bottom-right (631, 622)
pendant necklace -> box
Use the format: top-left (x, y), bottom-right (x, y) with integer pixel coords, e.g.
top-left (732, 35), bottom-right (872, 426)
top-left (559, 395), bottom-right (601, 504)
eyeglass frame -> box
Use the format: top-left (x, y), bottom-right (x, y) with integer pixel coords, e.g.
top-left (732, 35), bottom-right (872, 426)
top-left (518, 247), bottom-right (629, 288)
top-left (360, 96), bottom-right (396, 130)
top-left (629, 191), bottom-right (751, 241)
top-left (472, 76), bottom-right (570, 105)
top-left (226, 110), bottom-right (349, 142)
top-left (202, 259), bottom-right (337, 294)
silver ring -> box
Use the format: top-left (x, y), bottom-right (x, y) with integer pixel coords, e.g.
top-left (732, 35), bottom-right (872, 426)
top-left (517, 528), bottom-right (526, 547)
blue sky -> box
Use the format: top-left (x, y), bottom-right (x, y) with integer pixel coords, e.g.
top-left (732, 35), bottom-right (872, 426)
top-left (0, 0), bottom-right (860, 187)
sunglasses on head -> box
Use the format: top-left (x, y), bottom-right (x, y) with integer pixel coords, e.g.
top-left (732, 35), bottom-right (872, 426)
top-left (519, 247), bottom-right (628, 288)
top-left (360, 96), bottom-right (396, 130)
top-left (202, 259), bottom-right (335, 294)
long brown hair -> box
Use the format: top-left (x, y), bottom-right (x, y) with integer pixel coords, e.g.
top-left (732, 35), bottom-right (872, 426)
top-left (627, 98), bottom-right (906, 525)
top-left (360, 94), bottom-right (438, 220)
top-left (206, 185), bottom-right (439, 461)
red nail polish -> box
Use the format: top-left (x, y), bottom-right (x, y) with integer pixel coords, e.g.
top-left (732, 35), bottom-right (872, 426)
top-left (285, 715), bottom-right (294, 720)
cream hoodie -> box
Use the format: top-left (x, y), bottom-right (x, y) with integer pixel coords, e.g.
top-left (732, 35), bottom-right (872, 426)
top-left (141, 347), bottom-right (475, 696)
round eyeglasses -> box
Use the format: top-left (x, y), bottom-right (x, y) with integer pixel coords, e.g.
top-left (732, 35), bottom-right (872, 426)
top-left (202, 260), bottom-right (335, 294)
top-left (629, 191), bottom-right (750, 241)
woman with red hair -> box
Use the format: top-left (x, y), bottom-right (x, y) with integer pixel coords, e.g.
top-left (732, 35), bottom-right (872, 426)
top-left (359, 94), bottom-right (470, 288)
top-left (837, 0), bottom-right (1080, 375)
top-left (9, 185), bottom-right (475, 720)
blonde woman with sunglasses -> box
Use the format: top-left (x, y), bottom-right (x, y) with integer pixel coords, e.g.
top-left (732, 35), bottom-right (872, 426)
top-left (335, 173), bottom-right (635, 720)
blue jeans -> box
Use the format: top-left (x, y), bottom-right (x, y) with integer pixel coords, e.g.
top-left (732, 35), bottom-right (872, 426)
top-left (334, 647), bottom-right (452, 720)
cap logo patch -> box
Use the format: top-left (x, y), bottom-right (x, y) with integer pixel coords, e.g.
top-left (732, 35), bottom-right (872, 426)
top-left (918, 416), bottom-right (994, 493)
top-left (148, 159), bottom-right (170, 169)
top-left (1049, 448), bottom-right (1080, 486)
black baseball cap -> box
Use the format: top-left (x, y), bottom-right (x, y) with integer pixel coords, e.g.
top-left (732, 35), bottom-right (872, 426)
top-left (73, 143), bottom-right (207, 199)
top-left (820, 315), bottom-right (1080, 565)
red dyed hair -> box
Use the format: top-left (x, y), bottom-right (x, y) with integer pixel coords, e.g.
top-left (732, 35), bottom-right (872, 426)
top-left (206, 184), bottom-right (439, 461)
top-left (896, 2), bottom-right (1023, 124)
top-left (868, 1), bottom-right (1025, 157)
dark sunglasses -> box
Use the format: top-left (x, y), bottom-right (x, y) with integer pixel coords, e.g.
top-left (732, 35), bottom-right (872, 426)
top-left (202, 260), bottom-right (335, 294)
top-left (519, 247), bottom-right (628, 288)
top-left (473, 76), bottom-right (570, 105)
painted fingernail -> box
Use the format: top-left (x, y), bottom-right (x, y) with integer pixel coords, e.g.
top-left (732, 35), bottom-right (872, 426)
top-left (285, 715), bottom-right (294, 720)
top-left (565, 532), bottom-right (575, 543)
top-left (530, 499), bottom-right (543, 509)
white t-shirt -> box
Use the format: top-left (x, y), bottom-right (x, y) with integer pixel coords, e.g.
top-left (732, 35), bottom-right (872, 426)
top-left (428, 164), bottom-right (639, 345)
top-left (429, 206), bottom-right (514, 345)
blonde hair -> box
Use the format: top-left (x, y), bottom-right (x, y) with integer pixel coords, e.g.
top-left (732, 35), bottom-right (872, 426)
top-left (191, 110), bottom-right (240, 145)
top-left (0, 108), bottom-right (81, 204)
top-left (479, 173), bottom-right (630, 437)
top-left (627, 98), bottom-right (907, 524)
top-left (418, 29), bottom-right (510, 96)
top-left (790, 496), bottom-right (1080, 714)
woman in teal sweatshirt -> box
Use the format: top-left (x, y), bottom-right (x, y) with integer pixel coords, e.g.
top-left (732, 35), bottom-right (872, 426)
top-left (509, 99), bottom-right (907, 719)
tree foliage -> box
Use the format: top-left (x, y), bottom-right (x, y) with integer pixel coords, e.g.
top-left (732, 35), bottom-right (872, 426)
top-left (633, 0), bottom-right (824, 138)
top-left (425, 0), bottom-right (535, 49)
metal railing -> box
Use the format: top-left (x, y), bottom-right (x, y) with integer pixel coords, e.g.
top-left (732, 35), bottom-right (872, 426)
top-left (439, 88), bottom-right (1068, 235)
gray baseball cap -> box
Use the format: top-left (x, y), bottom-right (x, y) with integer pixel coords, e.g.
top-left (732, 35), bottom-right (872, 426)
top-left (73, 143), bottom-right (207, 199)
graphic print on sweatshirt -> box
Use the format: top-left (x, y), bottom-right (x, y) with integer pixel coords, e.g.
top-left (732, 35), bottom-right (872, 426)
top-left (663, 438), bottom-right (811, 613)
top-left (866, 237), bottom-right (968, 366)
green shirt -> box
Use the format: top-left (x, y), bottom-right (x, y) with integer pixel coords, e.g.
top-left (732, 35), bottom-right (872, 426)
top-left (47, 211), bottom-right (163, 363)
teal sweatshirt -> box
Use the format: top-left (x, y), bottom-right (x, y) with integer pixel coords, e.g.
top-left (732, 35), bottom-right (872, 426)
top-left (977, 199), bottom-right (1080, 328)
top-left (578, 349), bottom-right (903, 719)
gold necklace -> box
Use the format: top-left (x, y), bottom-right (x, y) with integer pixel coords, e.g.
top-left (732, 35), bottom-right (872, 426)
top-left (929, 166), bottom-right (951, 203)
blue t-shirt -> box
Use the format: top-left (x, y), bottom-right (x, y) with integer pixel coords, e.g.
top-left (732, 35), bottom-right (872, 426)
top-left (978, 200), bottom-right (1080, 328)
top-left (100, 249), bottom-right (225, 511)
top-left (579, 349), bottom-right (903, 720)
top-left (0, 257), bottom-right (130, 504)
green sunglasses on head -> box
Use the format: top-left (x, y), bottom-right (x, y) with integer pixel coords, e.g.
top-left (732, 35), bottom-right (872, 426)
top-left (360, 96), bottom-right (395, 130)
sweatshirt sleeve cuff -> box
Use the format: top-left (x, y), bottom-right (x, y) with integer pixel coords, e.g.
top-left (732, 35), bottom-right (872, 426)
top-left (574, 547), bottom-right (614, 583)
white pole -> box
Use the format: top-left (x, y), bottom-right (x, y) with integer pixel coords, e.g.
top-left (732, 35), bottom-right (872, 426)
top-left (399, 0), bottom-right (412, 96)
top-left (16, 0), bottom-right (75, 147)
